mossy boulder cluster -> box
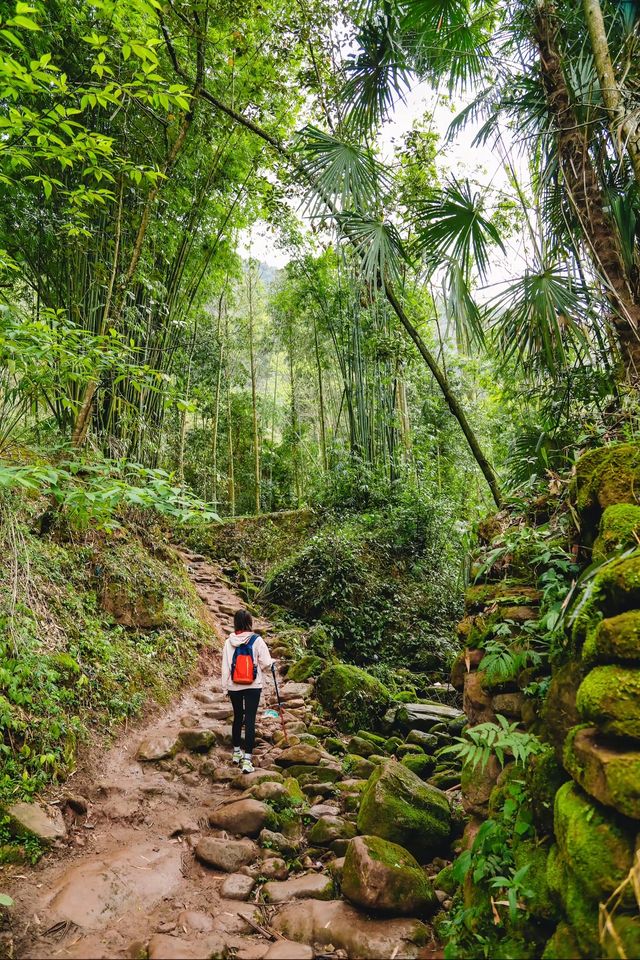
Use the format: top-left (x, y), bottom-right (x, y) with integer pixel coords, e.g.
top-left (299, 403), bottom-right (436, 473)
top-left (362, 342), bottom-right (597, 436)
top-left (452, 442), bottom-right (640, 959)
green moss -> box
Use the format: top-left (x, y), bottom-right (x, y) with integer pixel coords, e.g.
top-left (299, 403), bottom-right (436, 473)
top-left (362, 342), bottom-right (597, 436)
top-left (571, 550), bottom-right (640, 650)
top-left (316, 664), bottom-right (392, 733)
top-left (401, 753), bottom-right (436, 779)
top-left (593, 503), bottom-right (640, 562)
top-left (286, 655), bottom-right (324, 682)
top-left (602, 915), bottom-right (640, 960)
top-left (563, 723), bottom-right (640, 820)
top-left (545, 845), bottom-right (599, 958)
top-left (524, 744), bottom-right (569, 834)
top-left (576, 664), bottom-right (640, 739)
top-left (571, 443), bottom-right (640, 515)
top-left (513, 839), bottom-right (556, 921)
top-left (342, 834), bottom-right (437, 915)
top-left (357, 759), bottom-right (451, 861)
top-left (356, 730), bottom-right (387, 747)
top-left (554, 781), bottom-right (634, 903)
top-left (583, 609), bottom-right (640, 665)
top-left (433, 863), bottom-right (456, 895)
top-left (541, 922), bottom-right (584, 960)
top-left (324, 736), bottom-right (346, 756)
top-left (465, 582), bottom-right (541, 611)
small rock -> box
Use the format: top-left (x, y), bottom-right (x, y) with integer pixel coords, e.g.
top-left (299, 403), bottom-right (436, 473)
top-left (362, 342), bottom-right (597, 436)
top-left (65, 794), bottom-right (89, 815)
top-left (169, 817), bottom-right (200, 837)
top-left (249, 781), bottom-right (290, 804)
top-left (136, 735), bottom-right (179, 762)
top-left (308, 803), bottom-right (341, 820)
top-left (280, 682), bottom-right (313, 700)
top-left (176, 910), bottom-right (214, 933)
top-left (276, 744), bottom-right (322, 767)
top-left (346, 736), bottom-right (376, 758)
top-left (308, 816), bottom-right (356, 846)
top-left (406, 729), bottom-right (438, 751)
top-left (245, 857), bottom-right (288, 881)
top-left (259, 829), bottom-right (300, 857)
top-left (194, 691), bottom-right (217, 704)
top-left (232, 770), bottom-right (284, 789)
top-left (147, 933), bottom-right (226, 959)
top-left (263, 872), bottom-right (334, 903)
top-left (6, 802), bottom-right (66, 843)
top-left (263, 942), bottom-right (314, 960)
top-left (209, 799), bottom-right (270, 837)
top-left (220, 873), bottom-right (256, 900)
top-left (435, 889), bottom-right (447, 904)
top-left (195, 836), bottom-right (258, 872)
top-left (178, 728), bottom-right (216, 752)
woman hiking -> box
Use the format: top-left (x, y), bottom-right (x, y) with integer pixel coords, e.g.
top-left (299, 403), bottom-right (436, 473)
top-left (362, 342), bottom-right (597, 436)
top-left (221, 609), bottom-right (274, 774)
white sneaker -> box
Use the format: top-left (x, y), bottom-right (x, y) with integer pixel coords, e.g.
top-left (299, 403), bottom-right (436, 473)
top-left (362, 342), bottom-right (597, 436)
top-left (241, 756), bottom-right (254, 774)
top-left (232, 748), bottom-right (243, 765)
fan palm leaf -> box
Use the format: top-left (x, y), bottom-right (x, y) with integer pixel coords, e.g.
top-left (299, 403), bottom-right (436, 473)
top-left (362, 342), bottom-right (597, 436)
top-left (337, 212), bottom-right (409, 285)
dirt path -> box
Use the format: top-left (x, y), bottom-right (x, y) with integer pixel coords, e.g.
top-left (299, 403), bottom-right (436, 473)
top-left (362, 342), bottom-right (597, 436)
top-left (3, 551), bottom-right (302, 960)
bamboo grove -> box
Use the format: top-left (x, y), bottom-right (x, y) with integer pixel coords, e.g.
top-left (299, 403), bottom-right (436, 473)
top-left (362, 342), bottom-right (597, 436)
top-left (1, 0), bottom-right (640, 517)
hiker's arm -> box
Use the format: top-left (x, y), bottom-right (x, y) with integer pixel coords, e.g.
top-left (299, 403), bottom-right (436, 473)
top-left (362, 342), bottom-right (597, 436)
top-left (256, 637), bottom-right (274, 672)
top-left (221, 642), bottom-right (230, 690)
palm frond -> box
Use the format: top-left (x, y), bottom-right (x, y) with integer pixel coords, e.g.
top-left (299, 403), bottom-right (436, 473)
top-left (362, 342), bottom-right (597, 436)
top-left (401, 0), bottom-right (495, 90)
top-left (413, 177), bottom-right (505, 280)
top-left (341, 10), bottom-right (412, 134)
top-left (442, 259), bottom-right (485, 350)
top-left (337, 213), bottom-right (408, 285)
top-left (296, 126), bottom-right (393, 217)
top-left (488, 266), bottom-right (591, 374)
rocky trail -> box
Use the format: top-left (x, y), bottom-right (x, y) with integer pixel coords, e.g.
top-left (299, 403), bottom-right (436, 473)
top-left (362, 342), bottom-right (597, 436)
top-left (2, 550), bottom-right (459, 960)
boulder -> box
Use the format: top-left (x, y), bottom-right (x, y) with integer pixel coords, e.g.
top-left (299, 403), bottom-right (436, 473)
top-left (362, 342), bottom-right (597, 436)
top-left (248, 781), bottom-right (291, 806)
top-left (276, 745), bottom-right (322, 767)
top-left (583, 609), bottom-right (640, 665)
top-left (209, 799), bottom-right (271, 837)
top-left (263, 872), bottom-right (334, 903)
top-left (571, 552), bottom-right (640, 646)
top-left (219, 873), bottom-right (256, 900)
top-left (346, 735), bottom-right (376, 758)
top-left (554, 781), bottom-right (634, 902)
top-left (231, 769), bottom-right (284, 789)
top-left (593, 503), bottom-right (640, 562)
top-left (308, 815), bottom-right (356, 846)
top-left (5, 802), bottom-right (66, 843)
top-left (357, 760), bottom-right (451, 861)
top-left (345, 755), bottom-right (376, 779)
top-left (195, 837), bottom-right (258, 872)
top-left (563, 725), bottom-right (640, 819)
top-left (246, 856), bottom-right (288, 881)
top-left (401, 754), bottom-right (436, 780)
top-left (540, 661), bottom-right (585, 757)
top-left (463, 672), bottom-right (495, 726)
top-left (316, 664), bottom-right (392, 733)
top-left (272, 899), bottom-right (429, 959)
top-left (280, 681), bottom-right (313, 700)
top-left (177, 728), bottom-right (216, 752)
top-left (286, 656), bottom-right (324, 683)
top-left (461, 755), bottom-right (502, 816)
top-left (491, 692), bottom-right (525, 719)
top-left (136, 734), bottom-right (179, 762)
top-left (576, 664), bottom-right (640, 739)
top-left (284, 763), bottom-right (341, 785)
top-left (342, 835), bottom-right (438, 915)
top-left (406, 730), bottom-right (438, 751)
top-left (570, 443), bottom-right (640, 516)
top-left (450, 649), bottom-right (485, 691)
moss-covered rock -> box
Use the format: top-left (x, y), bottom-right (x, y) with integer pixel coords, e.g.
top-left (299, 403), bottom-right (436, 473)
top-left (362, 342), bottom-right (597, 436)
top-left (583, 609), bottom-right (640, 666)
top-left (464, 582), bottom-right (542, 613)
top-left (593, 503), bottom-right (640, 562)
top-left (308, 815), bottom-right (356, 846)
top-left (540, 661), bottom-right (585, 757)
top-left (287, 655), bottom-right (325, 682)
top-left (571, 443), bottom-right (640, 516)
top-left (346, 736), bottom-right (376, 758)
top-left (571, 551), bottom-right (640, 648)
top-left (602, 914), bottom-right (640, 960)
top-left (342, 835), bottom-right (438, 915)
top-left (401, 754), bottom-right (436, 780)
top-left (383, 736), bottom-right (403, 754)
top-left (541, 921), bottom-right (584, 960)
top-left (324, 737), bottom-right (346, 756)
top-left (554, 781), bottom-right (634, 902)
top-left (512, 839), bottom-right (556, 921)
top-left (576, 664), bottom-right (640, 739)
top-left (344, 754), bottom-right (376, 780)
top-left (563, 724), bottom-right (640, 820)
top-left (524, 743), bottom-right (569, 834)
top-left (357, 759), bottom-right (451, 862)
top-left (545, 845), bottom-right (600, 958)
top-left (316, 665), bottom-right (392, 734)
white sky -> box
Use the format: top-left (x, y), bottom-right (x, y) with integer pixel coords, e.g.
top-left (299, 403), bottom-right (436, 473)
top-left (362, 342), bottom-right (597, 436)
top-left (241, 79), bottom-right (525, 277)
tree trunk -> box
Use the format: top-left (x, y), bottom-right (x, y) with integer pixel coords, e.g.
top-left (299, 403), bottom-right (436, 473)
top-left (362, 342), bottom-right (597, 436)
top-left (313, 314), bottom-right (328, 471)
top-left (211, 292), bottom-right (225, 508)
top-left (533, 0), bottom-right (640, 378)
top-left (582, 0), bottom-right (640, 186)
top-left (247, 265), bottom-right (261, 514)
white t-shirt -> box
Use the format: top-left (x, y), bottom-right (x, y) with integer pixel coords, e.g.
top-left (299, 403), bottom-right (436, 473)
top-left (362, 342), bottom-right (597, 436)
top-left (221, 631), bottom-right (274, 691)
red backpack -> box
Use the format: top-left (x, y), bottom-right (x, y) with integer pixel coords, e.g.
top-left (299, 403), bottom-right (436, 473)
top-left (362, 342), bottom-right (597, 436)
top-left (231, 634), bottom-right (258, 684)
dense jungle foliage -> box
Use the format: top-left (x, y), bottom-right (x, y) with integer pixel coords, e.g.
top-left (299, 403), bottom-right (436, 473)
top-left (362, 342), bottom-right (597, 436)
top-left (1, 0), bottom-right (640, 955)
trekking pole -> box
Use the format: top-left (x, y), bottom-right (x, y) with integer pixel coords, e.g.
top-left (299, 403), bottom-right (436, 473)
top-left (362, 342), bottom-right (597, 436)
top-left (271, 662), bottom-right (289, 744)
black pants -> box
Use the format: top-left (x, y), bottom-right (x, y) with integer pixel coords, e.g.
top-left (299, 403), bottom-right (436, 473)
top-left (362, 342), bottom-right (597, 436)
top-left (229, 688), bottom-right (262, 754)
